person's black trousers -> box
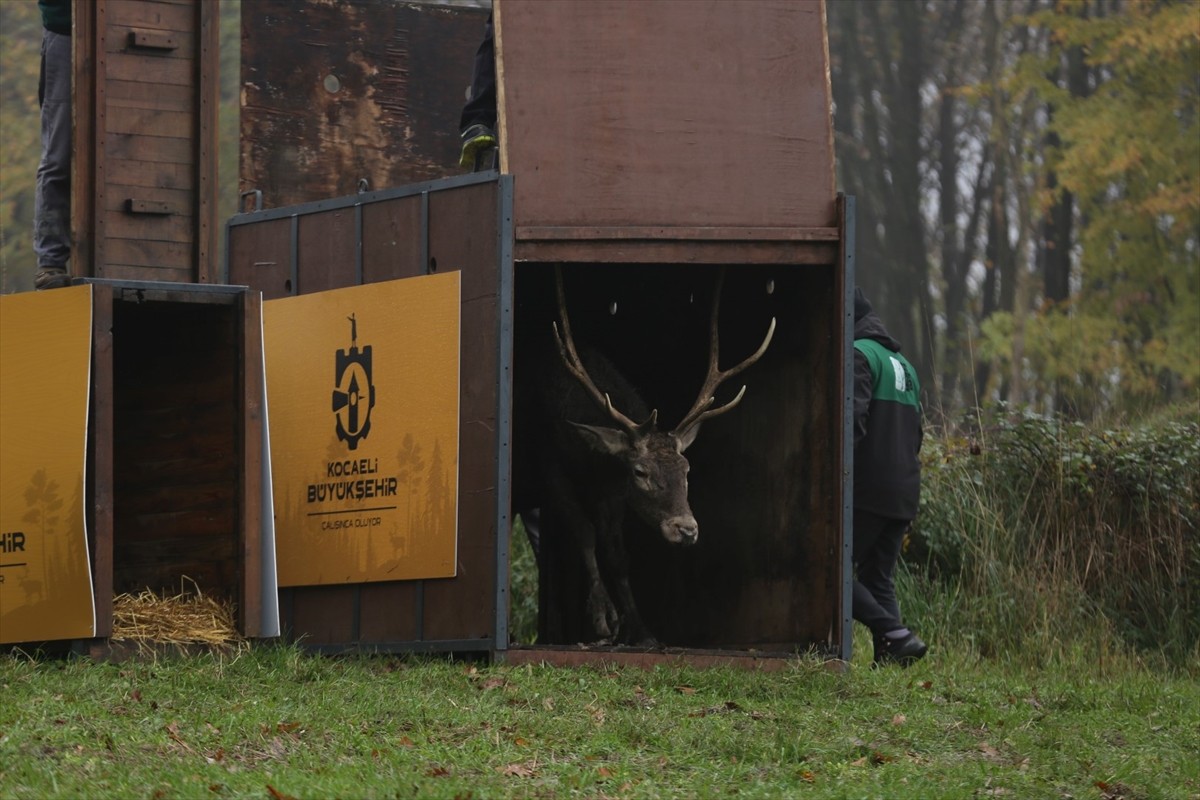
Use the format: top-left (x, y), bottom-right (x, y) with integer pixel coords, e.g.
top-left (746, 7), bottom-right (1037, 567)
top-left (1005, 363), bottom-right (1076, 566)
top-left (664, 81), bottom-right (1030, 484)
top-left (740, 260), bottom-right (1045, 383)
top-left (851, 508), bottom-right (910, 637)
top-left (459, 13), bottom-right (496, 132)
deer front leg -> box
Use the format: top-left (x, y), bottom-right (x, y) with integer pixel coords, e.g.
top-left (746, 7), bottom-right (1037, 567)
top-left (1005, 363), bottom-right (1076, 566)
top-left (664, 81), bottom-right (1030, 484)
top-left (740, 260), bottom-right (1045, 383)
top-left (595, 517), bottom-right (657, 647)
top-left (580, 543), bottom-right (618, 642)
top-left (548, 476), bottom-right (619, 643)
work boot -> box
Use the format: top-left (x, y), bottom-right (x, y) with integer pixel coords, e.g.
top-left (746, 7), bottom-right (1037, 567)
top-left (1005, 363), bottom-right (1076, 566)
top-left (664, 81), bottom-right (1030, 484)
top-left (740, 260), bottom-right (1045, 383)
top-left (34, 265), bottom-right (71, 290)
top-left (873, 631), bottom-right (928, 667)
top-left (458, 123), bottom-right (497, 171)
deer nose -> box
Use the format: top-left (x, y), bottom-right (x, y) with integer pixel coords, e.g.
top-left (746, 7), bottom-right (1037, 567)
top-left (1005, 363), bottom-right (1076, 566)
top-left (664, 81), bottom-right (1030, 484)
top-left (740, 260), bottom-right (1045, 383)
top-left (664, 517), bottom-right (699, 546)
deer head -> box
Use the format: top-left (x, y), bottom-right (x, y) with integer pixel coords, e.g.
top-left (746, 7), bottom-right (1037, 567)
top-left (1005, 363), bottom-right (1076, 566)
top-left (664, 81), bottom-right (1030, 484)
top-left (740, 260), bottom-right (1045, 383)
top-left (552, 266), bottom-right (776, 546)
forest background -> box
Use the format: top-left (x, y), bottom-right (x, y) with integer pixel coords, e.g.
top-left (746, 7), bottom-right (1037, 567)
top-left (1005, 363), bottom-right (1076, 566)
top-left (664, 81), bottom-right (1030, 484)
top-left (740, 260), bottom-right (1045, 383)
top-left (1, 0), bottom-right (1195, 424)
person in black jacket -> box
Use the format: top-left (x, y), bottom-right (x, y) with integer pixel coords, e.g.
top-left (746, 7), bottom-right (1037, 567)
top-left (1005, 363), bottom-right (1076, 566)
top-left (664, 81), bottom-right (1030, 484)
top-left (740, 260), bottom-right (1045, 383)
top-left (33, 0), bottom-right (72, 290)
top-left (852, 287), bottom-right (928, 666)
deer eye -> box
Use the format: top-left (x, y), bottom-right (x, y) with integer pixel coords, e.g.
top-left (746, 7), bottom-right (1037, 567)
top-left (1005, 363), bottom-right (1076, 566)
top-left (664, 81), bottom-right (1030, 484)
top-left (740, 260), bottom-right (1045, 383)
top-left (633, 465), bottom-right (650, 481)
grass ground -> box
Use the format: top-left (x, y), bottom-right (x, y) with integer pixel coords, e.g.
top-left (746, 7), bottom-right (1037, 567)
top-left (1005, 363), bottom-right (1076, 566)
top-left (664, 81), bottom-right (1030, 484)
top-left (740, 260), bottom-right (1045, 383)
top-left (2, 635), bottom-right (1197, 800)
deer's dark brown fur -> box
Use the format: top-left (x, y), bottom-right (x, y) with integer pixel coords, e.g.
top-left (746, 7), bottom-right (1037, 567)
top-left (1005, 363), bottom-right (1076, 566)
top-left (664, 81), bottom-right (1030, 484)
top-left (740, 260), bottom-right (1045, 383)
top-left (512, 268), bottom-right (773, 645)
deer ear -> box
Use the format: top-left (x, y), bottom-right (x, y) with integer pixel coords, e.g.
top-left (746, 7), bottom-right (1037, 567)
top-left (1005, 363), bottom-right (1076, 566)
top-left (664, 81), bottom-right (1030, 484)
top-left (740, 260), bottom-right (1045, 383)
top-left (567, 421), bottom-right (631, 457)
top-left (674, 423), bottom-right (702, 453)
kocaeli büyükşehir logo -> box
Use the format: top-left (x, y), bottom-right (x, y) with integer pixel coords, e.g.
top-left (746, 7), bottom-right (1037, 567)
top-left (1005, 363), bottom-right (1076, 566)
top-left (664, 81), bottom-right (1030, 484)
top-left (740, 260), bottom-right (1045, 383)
top-left (332, 314), bottom-right (376, 451)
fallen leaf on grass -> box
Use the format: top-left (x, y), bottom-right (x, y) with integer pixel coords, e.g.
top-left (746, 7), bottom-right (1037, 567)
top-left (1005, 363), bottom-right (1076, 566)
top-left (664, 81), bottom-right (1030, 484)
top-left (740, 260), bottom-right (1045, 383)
top-left (266, 785), bottom-right (298, 800)
top-left (799, 770), bottom-right (816, 782)
top-left (398, 735), bottom-right (415, 747)
top-left (165, 721), bottom-right (193, 752)
top-left (597, 766), bottom-right (613, 779)
top-left (675, 686), bottom-right (696, 695)
top-left (1095, 780), bottom-right (1137, 800)
top-left (276, 721), bottom-right (302, 735)
top-left (891, 713), bottom-right (907, 726)
top-left (480, 677), bottom-right (505, 691)
top-left (499, 760), bottom-right (538, 778)
top-left (427, 766), bottom-right (450, 778)
top-left (978, 741), bottom-right (1001, 759)
top-left (689, 701), bottom-right (743, 718)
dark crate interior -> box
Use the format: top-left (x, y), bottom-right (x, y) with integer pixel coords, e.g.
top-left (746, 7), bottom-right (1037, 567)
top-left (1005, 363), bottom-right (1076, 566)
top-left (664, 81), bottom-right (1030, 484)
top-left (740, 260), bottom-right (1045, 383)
top-left (512, 262), bottom-right (843, 653)
top-left (109, 298), bottom-right (241, 606)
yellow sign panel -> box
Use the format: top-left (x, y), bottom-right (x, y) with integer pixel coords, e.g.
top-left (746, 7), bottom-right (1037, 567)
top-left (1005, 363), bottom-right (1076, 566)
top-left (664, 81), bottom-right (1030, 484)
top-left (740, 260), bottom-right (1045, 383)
top-left (264, 273), bottom-right (461, 586)
top-left (0, 286), bottom-right (96, 643)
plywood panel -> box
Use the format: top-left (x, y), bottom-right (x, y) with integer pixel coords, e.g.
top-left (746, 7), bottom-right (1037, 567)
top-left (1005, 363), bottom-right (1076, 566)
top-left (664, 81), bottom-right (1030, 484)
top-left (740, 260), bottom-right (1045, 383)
top-left (497, 0), bottom-right (836, 232)
top-left (240, 0), bottom-right (489, 209)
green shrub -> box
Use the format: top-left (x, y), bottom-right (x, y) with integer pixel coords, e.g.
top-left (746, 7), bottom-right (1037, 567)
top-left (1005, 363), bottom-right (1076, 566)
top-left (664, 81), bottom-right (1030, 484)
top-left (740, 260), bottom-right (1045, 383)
top-left (908, 405), bottom-right (1199, 666)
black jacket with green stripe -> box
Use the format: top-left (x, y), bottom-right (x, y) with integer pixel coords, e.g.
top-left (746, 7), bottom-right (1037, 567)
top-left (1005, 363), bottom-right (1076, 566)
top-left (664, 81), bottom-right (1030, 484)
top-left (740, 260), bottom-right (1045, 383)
top-left (852, 301), bottom-right (923, 521)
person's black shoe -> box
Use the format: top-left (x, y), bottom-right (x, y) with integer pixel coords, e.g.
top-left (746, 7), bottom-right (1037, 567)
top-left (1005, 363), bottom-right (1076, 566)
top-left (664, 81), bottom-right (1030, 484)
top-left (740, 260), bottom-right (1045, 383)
top-left (873, 632), bottom-right (928, 667)
top-left (34, 266), bottom-right (71, 290)
top-left (458, 123), bottom-right (497, 171)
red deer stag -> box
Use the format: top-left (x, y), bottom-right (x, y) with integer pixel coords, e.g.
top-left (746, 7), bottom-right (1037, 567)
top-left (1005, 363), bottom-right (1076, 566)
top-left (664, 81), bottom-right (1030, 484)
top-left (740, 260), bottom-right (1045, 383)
top-left (513, 267), bottom-right (775, 645)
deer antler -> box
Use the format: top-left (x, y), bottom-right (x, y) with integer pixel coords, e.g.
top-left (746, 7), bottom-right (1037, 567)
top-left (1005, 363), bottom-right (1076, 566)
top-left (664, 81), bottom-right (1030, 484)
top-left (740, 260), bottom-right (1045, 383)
top-left (552, 266), bottom-right (658, 436)
top-left (674, 268), bottom-right (776, 437)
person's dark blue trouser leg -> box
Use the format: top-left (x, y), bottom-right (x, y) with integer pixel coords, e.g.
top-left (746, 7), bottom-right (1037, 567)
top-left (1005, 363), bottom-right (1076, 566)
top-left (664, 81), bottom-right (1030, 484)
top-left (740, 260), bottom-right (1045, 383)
top-left (34, 28), bottom-right (72, 276)
top-left (459, 13), bottom-right (496, 132)
top-left (851, 508), bottom-right (909, 637)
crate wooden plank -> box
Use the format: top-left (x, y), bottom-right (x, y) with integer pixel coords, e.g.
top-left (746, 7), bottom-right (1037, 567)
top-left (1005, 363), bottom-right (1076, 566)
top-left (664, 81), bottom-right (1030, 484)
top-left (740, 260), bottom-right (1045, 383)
top-left (362, 196), bottom-right (424, 283)
top-left (296, 209), bottom-right (360, 294)
top-left (102, 238), bottom-right (194, 271)
top-left (513, 240), bottom-right (840, 266)
top-left (285, 586), bottom-right (357, 644)
top-left (91, 285), bottom-right (117, 638)
top-left (106, 107), bottom-right (194, 139)
top-left (105, 158), bottom-right (195, 193)
top-left (113, 452), bottom-right (238, 492)
top-left (106, 54), bottom-right (194, 86)
top-left (106, 131), bottom-right (193, 165)
top-left (95, 263), bottom-right (196, 283)
top-left (357, 583), bottom-right (421, 643)
top-left (501, 645), bottom-right (837, 673)
top-left (107, 79), bottom-right (195, 112)
top-left (112, 481), bottom-right (236, 519)
top-left (107, 0), bottom-right (195, 33)
top-left (105, 214), bottom-right (195, 246)
top-left (238, 291), bottom-right (265, 637)
top-left (111, 556), bottom-right (238, 600)
top-left (227, 217), bottom-right (294, 299)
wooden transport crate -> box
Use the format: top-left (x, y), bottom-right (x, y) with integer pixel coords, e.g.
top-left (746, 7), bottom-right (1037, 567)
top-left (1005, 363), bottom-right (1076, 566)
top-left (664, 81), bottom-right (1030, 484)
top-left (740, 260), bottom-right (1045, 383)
top-left (225, 173), bottom-right (514, 653)
top-left (236, 0), bottom-right (854, 664)
top-left (83, 280), bottom-right (267, 655)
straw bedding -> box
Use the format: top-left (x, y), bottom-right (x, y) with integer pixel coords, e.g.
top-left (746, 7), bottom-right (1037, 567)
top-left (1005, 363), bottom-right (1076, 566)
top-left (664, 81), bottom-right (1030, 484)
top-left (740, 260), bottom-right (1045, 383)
top-left (111, 578), bottom-right (242, 650)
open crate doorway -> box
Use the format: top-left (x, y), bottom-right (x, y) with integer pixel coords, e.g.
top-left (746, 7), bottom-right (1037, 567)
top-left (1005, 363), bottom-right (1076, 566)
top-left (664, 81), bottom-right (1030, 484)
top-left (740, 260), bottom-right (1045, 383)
top-left (508, 262), bottom-right (846, 656)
